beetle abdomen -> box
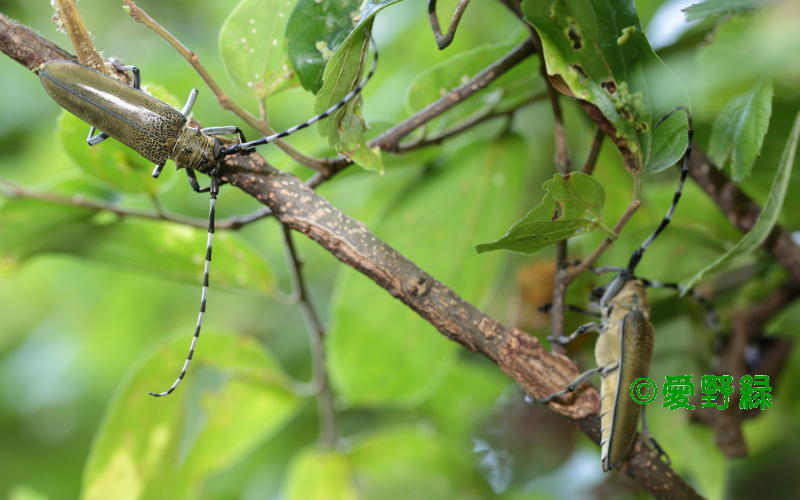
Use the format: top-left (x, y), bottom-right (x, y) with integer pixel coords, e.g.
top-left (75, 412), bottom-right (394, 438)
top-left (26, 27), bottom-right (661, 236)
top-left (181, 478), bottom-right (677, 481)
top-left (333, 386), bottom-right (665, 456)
top-left (38, 60), bottom-right (186, 164)
top-left (599, 311), bottom-right (654, 471)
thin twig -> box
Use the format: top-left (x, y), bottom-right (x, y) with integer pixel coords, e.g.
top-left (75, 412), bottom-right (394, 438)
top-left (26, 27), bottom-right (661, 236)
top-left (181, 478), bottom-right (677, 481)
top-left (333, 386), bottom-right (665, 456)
top-left (581, 126), bottom-right (605, 175)
top-left (280, 224), bottom-right (336, 448)
top-left (0, 180), bottom-right (272, 230)
top-left (121, 0), bottom-right (330, 173)
top-left (396, 92), bottom-right (546, 153)
top-left (52, 0), bottom-right (106, 72)
top-left (566, 199), bottom-right (641, 281)
top-left (307, 38), bottom-right (537, 188)
top-left (428, 0), bottom-right (471, 50)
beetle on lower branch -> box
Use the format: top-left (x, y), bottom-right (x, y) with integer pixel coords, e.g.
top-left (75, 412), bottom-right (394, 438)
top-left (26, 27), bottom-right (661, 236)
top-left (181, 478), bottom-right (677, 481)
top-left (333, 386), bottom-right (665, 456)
top-left (35, 42), bottom-right (378, 397)
top-left (529, 107), bottom-right (717, 472)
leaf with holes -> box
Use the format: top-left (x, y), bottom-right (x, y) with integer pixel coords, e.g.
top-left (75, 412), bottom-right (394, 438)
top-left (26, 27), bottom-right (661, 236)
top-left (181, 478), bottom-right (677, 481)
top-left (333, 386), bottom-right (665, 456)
top-left (476, 172), bottom-right (605, 254)
top-left (682, 110), bottom-right (800, 291)
top-left (82, 334), bottom-right (300, 500)
top-left (521, 0), bottom-right (690, 173)
top-left (315, 21), bottom-right (382, 173)
top-left (328, 137), bottom-right (530, 406)
top-left (683, 0), bottom-right (763, 22)
top-left (219, 0), bottom-right (296, 99)
top-left (708, 79), bottom-right (773, 181)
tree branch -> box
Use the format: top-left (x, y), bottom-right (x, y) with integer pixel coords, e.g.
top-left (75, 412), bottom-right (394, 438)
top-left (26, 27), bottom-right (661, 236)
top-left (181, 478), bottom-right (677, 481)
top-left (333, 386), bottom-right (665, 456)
top-left (428, 0), bottom-right (471, 50)
top-left (0, 16), bottom-right (702, 498)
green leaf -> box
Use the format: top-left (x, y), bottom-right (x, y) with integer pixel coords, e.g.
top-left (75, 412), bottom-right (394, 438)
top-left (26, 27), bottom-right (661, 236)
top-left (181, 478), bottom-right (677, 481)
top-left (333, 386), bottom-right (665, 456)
top-left (708, 79), bottom-right (773, 181)
top-left (82, 334), bottom-right (300, 500)
top-left (476, 172), bottom-right (605, 254)
top-left (681, 110), bottom-right (800, 291)
top-left (315, 21), bottom-right (382, 173)
top-left (683, 0), bottom-right (762, 22)
top-left (285, 0), bottom-right (361, 94)
top-left (282, 427), bottom-right (490, 499)
top-left (0, 192), bottom-right (273, 294)
top-left (220, 0), bottom-right (297, 99)
top-left (521, 0), bottom-right (690, 172)
top-left (286, 0), bottom-right (401, 94)
top-left (283, 450), bottom-right (357, 500)
top-left (328, 137), bottom-right (531, 406)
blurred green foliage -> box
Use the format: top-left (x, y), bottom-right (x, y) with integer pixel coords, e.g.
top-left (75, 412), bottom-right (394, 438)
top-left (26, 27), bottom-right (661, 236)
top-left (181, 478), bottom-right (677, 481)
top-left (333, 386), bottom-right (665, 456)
top-left (1, 1), bottom-right (800, 499)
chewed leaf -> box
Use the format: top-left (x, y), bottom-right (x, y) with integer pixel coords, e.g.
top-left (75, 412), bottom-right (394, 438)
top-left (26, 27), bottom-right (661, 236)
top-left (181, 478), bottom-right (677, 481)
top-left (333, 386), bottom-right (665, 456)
top-left (682, 110), bottom-right (800, 291)
top-left (476, 172), bottom-right (605, 254)
top-left (219, 0), bottom-right (296, 99)
top-left (521, 0), bottom-right (690, 172)
top-left (708, 79), bottom-right (773, 181)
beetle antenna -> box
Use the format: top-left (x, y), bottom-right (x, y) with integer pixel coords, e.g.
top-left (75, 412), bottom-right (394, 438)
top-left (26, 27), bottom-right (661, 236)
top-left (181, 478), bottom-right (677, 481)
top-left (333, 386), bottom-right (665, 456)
top-left (149, 174), bottom-right (219, 397)
top-left (626, 106), bottom-right (693, 274)
top-left (220, 36), bottom-right (379, 157)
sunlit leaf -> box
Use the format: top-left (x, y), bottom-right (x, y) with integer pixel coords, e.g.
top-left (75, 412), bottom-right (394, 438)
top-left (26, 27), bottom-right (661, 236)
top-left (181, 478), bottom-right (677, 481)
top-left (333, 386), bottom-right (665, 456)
top-left (328, 137), bottom-right (531, 406)
top-left (708, 79), bottom-right (773, 181)
top-left (683, 0), bottom-right (763, 22)
top-left (682, 110), bottom-right (800, 290)
top-left (220, 0), bottom-right (296, 99)
top-left (521, 0), bottom-right (690, 172)
top-left (82, 334), bottom-right (300, 500)
top-left (283, 450), bottom-right (357, 500)
top-left (476, 172), bottom-right (605, 254)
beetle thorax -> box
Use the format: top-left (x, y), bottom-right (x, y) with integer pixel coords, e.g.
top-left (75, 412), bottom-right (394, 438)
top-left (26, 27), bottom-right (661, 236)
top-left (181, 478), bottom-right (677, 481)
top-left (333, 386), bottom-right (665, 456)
top-left (171, 127), bottom-right (218, 173)
top-left (604, 279), bottom-right (650, 325)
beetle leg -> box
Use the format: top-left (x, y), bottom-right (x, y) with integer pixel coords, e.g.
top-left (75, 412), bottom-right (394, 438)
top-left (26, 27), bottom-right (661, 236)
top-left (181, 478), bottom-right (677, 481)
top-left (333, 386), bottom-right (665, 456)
top-left (640, 405), bottom-right (671, 465)
top-left (151, 162), bottom-right (167, 179)
top-left (548, 322), bottom-right (602, 345)
top-left (638, 278), bottom-right (720, 330)
top-left (201, 126), bottom-right (255, 154)
top-left (539, 303), bottom-right (601, 318)
top-left (527, 365), bottom-right (608, 404)
top-left (86, 126), bottom-right (109, 146)
top-left (184, 168), bottom-right (210, 193)
top-left (108, 58), bottom-right (141, 89)
top-left (180, 89), bottom-right (199, 116)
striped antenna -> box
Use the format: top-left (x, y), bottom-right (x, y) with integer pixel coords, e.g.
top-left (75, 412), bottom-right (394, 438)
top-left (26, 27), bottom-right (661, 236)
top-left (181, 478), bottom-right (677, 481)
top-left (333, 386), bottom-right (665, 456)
top-left (149, 175), bottom-right (218, 397)
top-left (626, 106), bottom-right (693, 273)
top-left (220, 37), bottom-right (379, 157)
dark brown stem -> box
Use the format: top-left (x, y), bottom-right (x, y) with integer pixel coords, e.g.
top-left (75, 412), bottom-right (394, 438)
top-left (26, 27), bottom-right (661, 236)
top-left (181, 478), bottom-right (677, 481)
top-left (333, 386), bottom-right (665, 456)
top-left (582, 126), bottom-right (605, 175)
top-left (280, 225), bottom-right (336, 448)
top-left (395, 92), bottom-right (547, 153)
top-left (428, 0), bottom-right (471, 50)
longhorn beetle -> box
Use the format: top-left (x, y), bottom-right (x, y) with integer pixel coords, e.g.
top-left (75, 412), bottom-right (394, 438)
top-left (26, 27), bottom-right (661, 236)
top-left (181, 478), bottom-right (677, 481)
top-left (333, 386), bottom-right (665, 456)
top-left (529, 107), bottom-right (706, 472)
top-left (36, 41), bottom-right (379, 397)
